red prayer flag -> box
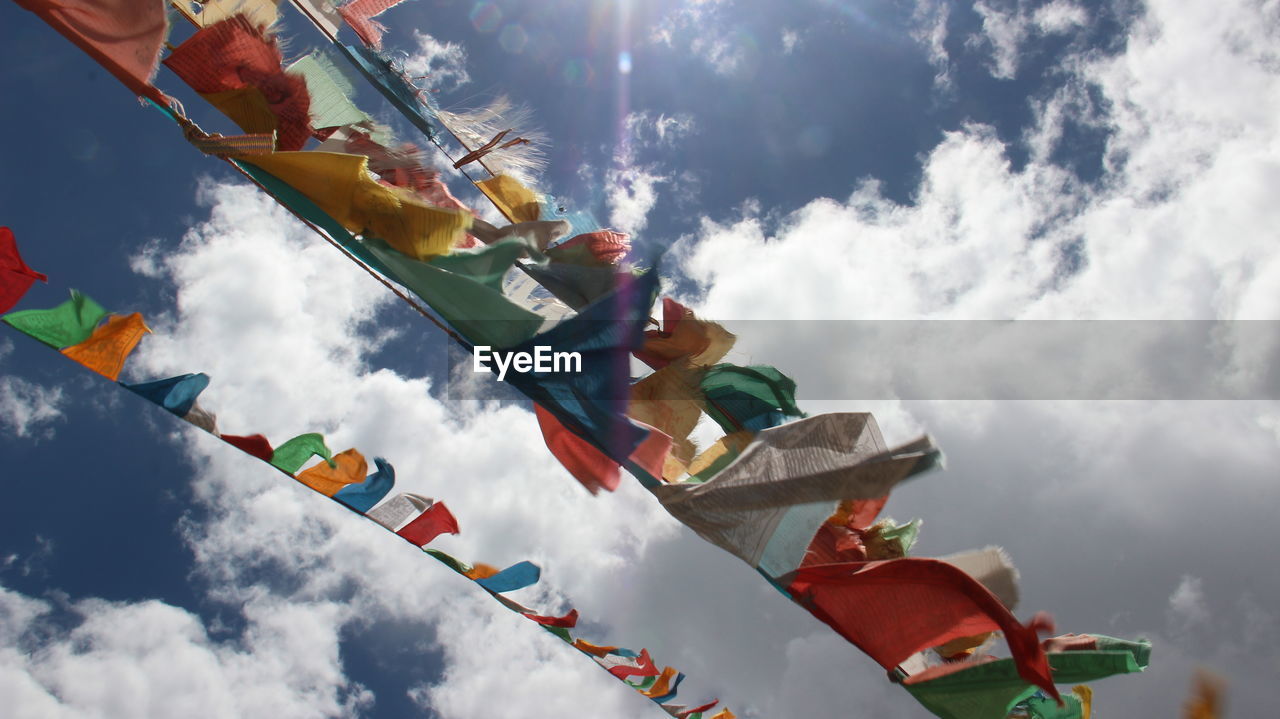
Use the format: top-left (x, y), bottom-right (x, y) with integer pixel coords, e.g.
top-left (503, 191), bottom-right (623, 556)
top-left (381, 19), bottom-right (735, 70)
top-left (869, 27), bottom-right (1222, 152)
top-left (395, 501), bottom-right (459, 546)
top-left (1, 228), bottom-right (48, 313)
top-left (606, 648), bottom-right (660, 680)
top-left (787, 559), bottom-right (1059, 702)
top-left (222, 433), bottom-right (275, 462)
top-left (162, 16), bottom-right (312, 151)
top-left (678, 700), bottom-right (720, 718)
top-left (14, 0), bottom-right (170, 105)
top-left (524, 608), bottom-right (579, 628)
top-left (535, 404), bottom-right (673, 493)
top-left (338, 0), bottom-right (411, 50)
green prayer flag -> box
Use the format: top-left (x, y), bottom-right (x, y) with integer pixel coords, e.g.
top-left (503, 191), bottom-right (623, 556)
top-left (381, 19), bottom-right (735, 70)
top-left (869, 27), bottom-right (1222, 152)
top-left (287, 52), bottom-right (377, 132)
top-left (424, 548), bottom-right (472, 575)
top-left (361, 237), bottom-right (545, 349)
top-left (700, 364), bottom-right (803, 433)
top-left (2, 290), bottom-right (107, 349)
top-left (1091, 634), bottom-right (1151, 668)
top-left (542, 624), bottom-right (573, 643)
top-left (1024, 692), bottom-right (1083, 719)
top-left (904, 649), bottom-right (1146, 719)
top-left (270, 433), bottom-right (335, 473)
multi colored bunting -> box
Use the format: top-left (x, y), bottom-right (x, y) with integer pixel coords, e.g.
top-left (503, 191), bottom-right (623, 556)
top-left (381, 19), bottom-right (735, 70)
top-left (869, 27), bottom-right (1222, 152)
top-left (0, 227), bottom-right (47, 313)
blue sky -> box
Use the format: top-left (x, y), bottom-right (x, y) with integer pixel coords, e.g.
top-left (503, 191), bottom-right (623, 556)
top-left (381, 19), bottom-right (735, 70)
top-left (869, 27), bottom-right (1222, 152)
top-left (3, 0), bottom-right (1280, 717)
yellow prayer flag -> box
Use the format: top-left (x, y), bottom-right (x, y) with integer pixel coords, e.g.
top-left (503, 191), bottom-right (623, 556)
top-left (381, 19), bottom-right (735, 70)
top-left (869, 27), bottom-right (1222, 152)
top-left (1072, 685), bottom-right (1093, 719)
top-left (475, 175), bottom-right (541, 223)
top-left (239, 152), bottom-right (472, 259)
top-left (629, 363), bottom-right (706, 480)
top-left (60, 313), bottom-right (150, 381)
top-left (295, 448), bottom-right (368, 496)
top-left (202, 87), bottom-right (280, 138)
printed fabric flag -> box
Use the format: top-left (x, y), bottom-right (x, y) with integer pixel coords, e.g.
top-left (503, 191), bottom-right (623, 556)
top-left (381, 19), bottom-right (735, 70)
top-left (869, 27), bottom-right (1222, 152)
top-left (14, 0), bottom-right (169, 105)
top-left (60, 313), bottom-right (150, 381)
top-left (334, 43), bottom-right (437, 141)
top-left (270, 432), bottom-right (335, 473)
top-left (238, 152), bottom-right (472, 259)
top-left (634, 298), bottom-right (735, 370)
top-left (171, 0), bottom-right (281, 28)
top-left (628, 362), bottom-right (705, 479)
top-left (395, 500), bottom-right (459, 546)
top-left (505, 270), bottom-right (660, 474)
top-left (3, 290), bottom-right (107, 349)
top-left (122, 373), bottom-right (213, 420)
top-left (223, 433), bottom-right (274, 461)
top-left (162, 16), bottom-right (312, 151)
top-left (333, 457), bottom-right (395, 512)
top-left (295, 447), bottom-right (367, 495)
top-left (700, 364), bottom-right (803, 433)
top-left (338, 0), bottom-right (413, 49)
top-left (476, 175), bottom-right (541, 223)
top-left (287, 51), bottom-right (374, 133)
top-left (789, 559), bottom-right (1061, 703)
top-left (473, 561), bottom-right (541, 593)
top-left (360, 237), bottom-right (544, 348)
top-left (545, 230), bottom-right (631, 266)
top-left (533, 403), bottom-right (672, 494)
top-left (0, 228), bottom-right (48, 313)
top-left (651, 413), bottom-right (939, 570)
top-left (900, 643), bottom-right (1148, 719)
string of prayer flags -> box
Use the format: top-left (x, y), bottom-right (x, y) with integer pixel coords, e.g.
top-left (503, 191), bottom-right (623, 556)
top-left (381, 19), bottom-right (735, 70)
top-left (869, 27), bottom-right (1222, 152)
top-left (60, 312), bottom-right (150, 381)
top-left (162, 16), bottom-right (313, 151)
top-left (186, 129), bottom-right (278, 157)
top-left (13, 0), bottom-right (170, 106)
top-left (2, 290), bottom-right (107, 349)
top-left (0, 228), bottom-right (47, 313)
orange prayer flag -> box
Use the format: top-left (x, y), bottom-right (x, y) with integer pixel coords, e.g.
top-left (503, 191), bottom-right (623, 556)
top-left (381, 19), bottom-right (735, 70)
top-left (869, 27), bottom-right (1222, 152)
top-left (572, 639), bottom-right (619, 657)
top-left (60, 313), bottom-right (149, 381)
top-left (464, 563), bottom-right (501, 580)
top-left (641, 666), bottom-right (679, 698)
top-left (295, 448), bottom-right (368, 496)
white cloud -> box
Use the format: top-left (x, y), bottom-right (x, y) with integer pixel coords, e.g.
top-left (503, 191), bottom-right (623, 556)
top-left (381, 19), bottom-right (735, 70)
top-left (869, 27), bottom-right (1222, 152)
top-left (1033, 0), bottom-right (1088, 34)
top-left (911, 0), bottom-right (954, 90)
top-left (0, 375), bottom-right (65, 439)
top-left (780, 28), bottom-right (801, 55)
top-left (0, 583), bottom-right (368, 719)
top-left (650, 0), bottom-right (756, 77)
top-left (970, 0), bottom-right (1090, 79)
top-left (401, 31), bottom-right (470, 92)
top-left (1168, 575), bottom-right (1209, 627)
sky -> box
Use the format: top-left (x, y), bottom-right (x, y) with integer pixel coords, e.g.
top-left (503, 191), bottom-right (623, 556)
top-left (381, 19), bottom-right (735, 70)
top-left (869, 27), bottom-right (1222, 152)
top-left (1, 0), bottom-right (1279, 717)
